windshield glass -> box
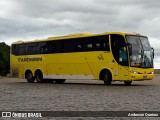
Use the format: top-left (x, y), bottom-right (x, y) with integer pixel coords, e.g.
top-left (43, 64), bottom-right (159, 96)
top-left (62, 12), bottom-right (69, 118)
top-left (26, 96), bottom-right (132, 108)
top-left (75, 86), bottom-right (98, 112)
top-left (126, 36), bottom-right (153, 68)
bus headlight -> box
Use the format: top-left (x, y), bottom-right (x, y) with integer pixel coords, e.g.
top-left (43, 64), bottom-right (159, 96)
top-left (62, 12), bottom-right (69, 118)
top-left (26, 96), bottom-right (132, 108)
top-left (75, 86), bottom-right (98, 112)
top-left (149, 72), bottom-right (154, 74)
top-left (131, 70), bottom-right (138, 74)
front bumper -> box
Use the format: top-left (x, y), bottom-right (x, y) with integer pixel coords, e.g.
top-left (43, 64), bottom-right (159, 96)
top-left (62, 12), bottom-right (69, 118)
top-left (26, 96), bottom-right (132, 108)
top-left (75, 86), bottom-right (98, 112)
top-left (129, 73), bottom-right (154, 81)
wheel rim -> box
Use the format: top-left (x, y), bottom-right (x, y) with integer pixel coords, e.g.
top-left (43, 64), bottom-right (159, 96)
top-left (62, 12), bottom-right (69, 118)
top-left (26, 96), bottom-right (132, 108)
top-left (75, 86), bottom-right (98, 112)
top-left (36, 74), bottom-right (41, 81)
top-left (36, 71), bottom-right (43, 82)
top-left (27, 73), bottom-right (32, 80)
top-left (104, 74), bottom-right (108, 81)
top-left (103, 72), bottom-right (111, 85)
top-left (26, 72), bottom-right (35, 83)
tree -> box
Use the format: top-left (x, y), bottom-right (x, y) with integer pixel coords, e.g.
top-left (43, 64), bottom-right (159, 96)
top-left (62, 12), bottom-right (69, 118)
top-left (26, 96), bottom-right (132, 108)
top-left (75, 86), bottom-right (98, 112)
top-left (0, 42), bottom-right (10, 76)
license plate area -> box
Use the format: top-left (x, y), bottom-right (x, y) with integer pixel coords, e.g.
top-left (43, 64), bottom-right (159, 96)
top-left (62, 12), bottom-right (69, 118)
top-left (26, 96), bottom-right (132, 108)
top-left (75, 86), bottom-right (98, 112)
top-left (143, 75), bottom-right (147, 79)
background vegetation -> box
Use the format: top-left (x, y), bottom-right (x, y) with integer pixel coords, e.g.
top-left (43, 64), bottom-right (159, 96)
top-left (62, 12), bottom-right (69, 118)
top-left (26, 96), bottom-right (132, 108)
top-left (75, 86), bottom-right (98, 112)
top-left (0, 42), bottom-right (10, 76)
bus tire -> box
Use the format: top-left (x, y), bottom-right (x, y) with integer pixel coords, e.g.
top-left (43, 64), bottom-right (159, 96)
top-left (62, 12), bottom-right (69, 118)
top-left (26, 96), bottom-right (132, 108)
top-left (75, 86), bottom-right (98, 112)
top-left (35, 70), bottom-right (44, 83)
top-left (102, 71), bottom-right (112, 85)
top-left (25, 71), bottom-right (35, 83)
top-left (55, 79), bottom-right (65, 84)
top-left (124, 81), bottom-right (132, 86)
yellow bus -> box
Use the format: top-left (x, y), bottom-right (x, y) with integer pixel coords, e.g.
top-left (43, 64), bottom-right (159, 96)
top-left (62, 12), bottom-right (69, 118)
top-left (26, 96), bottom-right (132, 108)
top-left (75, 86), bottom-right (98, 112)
top-left (10, 32), bottom-right (154, 85)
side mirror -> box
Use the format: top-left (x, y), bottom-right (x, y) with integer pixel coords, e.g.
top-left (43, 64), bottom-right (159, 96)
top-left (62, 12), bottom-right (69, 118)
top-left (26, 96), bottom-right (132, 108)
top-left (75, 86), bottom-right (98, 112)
top-left (151, 47), bottom-right (154, 58)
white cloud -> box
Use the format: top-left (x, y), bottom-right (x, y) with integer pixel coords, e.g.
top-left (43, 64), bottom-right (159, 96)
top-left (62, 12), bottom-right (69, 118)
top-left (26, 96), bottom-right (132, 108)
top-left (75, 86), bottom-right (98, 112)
top-left (0, 0), bottom-right (160, 47)
top-left (0, 0), bottom-right (160, 67)
top-left (148, 37), bottom-right (160, 51)
top-left (0, 0), bottom-right (15, 17)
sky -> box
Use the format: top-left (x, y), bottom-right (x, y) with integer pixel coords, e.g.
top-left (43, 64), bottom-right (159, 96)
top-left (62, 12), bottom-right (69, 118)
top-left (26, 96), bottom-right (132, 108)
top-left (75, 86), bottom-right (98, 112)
top-left (0, 0), bottom-right (160, 68)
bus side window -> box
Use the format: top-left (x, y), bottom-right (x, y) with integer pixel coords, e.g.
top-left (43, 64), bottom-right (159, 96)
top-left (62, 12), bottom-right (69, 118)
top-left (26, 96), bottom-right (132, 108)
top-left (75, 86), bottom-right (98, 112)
top-left (86, 43), bottom-right (93, 51)
top-left (85, 37), bottom-right (95, 51)
top-left (49, 44), bottom-right (56, 53)
top-left (94, 36), bottom-right (110, 51)
top-left (64, 39), bottom-right (77, 53)
top-left (46, 41), bottom-right (56, 53)
top-left (95, 43), bottom-right (101, 50)
top-left (77, 44), bottom-right (82, 51)
top-left (17, 44), bottom-right (26, 55)
top-left (95, 41), bottom-right (105, 51)
top-left (12, 44), bottom-right (18, 55)
top-left (77, 39), bottom-right (84, 52)
top-left (37, 42), bottom-right (46, 54)
top-left (37, 41), bottom-right (55, 54)
top-left (42, 46), bottom-right (48, 53)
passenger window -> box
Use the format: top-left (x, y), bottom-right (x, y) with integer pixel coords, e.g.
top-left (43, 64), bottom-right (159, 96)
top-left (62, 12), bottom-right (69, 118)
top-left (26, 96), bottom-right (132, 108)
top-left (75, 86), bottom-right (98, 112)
top-left (77, 39), bottom-right (85, 52)
top-left (86, 43), bottom-right (93, 51)
top-left (94, 36), bottom-right (110, 51)
top-left (26, 43), bottom-right (37, 54)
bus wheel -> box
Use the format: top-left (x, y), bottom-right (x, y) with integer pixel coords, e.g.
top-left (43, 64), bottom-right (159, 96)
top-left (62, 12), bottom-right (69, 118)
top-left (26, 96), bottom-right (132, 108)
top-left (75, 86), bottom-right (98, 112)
top-left (35, 70), bottom-right (44, 83)
top-left (124, 81), bottom-right (132, 86)
top-left (25, 71), bottom-right (35, 83)
top-left (55, 79), bottom-right (65, 84)
top-left (102, 71), bottom-right (112, 85)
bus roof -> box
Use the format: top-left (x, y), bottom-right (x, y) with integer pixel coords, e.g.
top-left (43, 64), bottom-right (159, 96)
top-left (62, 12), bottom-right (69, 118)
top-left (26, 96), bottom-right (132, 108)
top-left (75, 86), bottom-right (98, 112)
top-left (12, 31), bottom-right (146, 44)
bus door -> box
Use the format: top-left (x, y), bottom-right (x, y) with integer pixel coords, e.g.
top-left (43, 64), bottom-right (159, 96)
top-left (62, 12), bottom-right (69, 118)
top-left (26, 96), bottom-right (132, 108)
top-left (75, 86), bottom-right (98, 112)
top-left (118, 46), bottom-right (129, 80)
top-left (111, 35), bottom-right (129, 80)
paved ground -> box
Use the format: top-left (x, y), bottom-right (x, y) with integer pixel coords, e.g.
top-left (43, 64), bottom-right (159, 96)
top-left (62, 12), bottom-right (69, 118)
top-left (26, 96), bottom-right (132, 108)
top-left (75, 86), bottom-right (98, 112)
top-left (0, 75), bottom-right (160, 120)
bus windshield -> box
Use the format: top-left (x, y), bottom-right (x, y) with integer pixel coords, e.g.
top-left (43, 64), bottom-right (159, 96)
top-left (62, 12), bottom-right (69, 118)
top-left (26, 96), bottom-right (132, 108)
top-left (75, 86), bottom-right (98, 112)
top-left (126, 36), bottom-right (153, 68)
